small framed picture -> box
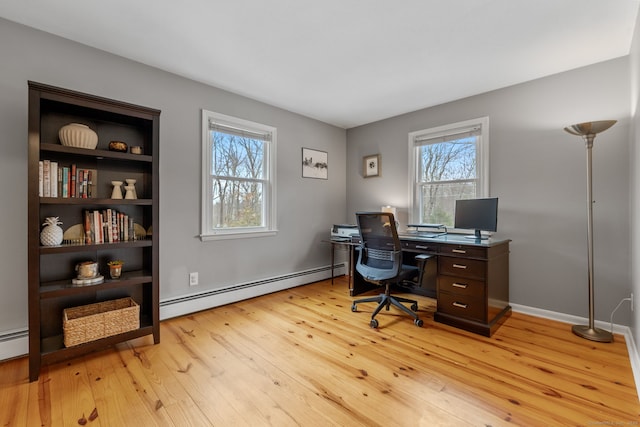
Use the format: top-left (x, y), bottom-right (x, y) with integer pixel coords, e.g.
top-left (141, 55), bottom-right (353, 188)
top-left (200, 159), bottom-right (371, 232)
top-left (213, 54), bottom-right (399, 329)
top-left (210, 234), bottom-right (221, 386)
top-left (302, 147), bottom-right (328, 179)
top-left (363, 154), bottom-right (380, 178)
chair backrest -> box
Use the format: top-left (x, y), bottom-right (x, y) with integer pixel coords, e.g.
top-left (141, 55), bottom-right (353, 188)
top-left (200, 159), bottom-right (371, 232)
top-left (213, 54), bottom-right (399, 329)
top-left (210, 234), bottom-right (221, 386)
top-left (355, 212), bottom-right (403, 283)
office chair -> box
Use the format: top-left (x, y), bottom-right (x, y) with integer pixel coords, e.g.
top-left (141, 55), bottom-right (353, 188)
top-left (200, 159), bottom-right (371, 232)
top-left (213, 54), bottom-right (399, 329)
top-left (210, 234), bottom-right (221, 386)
top-left (351, 212), bottom-right (425, 328)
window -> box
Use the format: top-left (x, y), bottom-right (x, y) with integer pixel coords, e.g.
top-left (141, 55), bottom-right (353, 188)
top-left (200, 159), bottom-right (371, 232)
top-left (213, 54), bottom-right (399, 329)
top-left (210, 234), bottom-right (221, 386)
top-left (201, 110), bottom-right (276, 240)
top-left (408, 117), bottom-right (489, 228)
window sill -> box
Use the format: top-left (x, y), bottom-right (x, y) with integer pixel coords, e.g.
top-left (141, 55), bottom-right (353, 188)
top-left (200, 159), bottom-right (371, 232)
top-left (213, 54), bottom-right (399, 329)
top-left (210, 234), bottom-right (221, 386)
top-left (199, 230), bottom-right (277, 242)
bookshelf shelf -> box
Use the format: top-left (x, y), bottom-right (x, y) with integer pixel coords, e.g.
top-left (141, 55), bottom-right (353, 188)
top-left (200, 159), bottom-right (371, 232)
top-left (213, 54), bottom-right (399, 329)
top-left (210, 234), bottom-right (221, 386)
top-left (39, 239), bottom-right (152, 254)
top-left (28, 81), bottom-right (160, 381)
top-left (39, 198), bottom-right (153, 205)
top-left (40, 143), bottom-right (153, 162)
top-left (40, 270), bottom-right (153, 299)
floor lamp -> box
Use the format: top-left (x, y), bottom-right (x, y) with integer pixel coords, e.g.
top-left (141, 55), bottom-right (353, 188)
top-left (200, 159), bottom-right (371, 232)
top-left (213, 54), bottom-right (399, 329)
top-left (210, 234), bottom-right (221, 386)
top-left (564, 120), bottom-right (616, 343)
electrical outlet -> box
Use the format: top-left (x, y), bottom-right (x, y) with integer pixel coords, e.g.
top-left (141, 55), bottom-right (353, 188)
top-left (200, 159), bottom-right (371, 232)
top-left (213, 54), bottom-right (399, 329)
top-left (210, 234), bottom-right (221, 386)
top-left (631, 293), bottom-right (634, 312)
top-left (189, 272), bottom-right (199, 286)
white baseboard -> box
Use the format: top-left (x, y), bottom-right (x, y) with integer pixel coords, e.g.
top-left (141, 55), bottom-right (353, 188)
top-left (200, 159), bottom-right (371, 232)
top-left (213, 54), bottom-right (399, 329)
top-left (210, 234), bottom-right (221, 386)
top-left (159, 264), bottom-right (345, 320)
top-left (0, 328), bottom-right (28, 361)
top-left (511, 303), bottom-right (640, 401)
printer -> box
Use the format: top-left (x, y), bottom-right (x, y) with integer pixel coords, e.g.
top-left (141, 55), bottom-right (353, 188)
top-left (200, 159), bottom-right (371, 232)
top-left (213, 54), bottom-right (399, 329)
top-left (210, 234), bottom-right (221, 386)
top-left (331, 224), bottom-right (359, 239)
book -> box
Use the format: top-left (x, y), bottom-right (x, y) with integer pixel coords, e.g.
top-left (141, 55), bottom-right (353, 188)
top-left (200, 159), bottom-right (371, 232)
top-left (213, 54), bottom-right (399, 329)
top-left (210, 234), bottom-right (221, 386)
top-left (43, 160), bottom-right (50, 197)
top-left (70, 164), bottom-right (76, 198)
top-left (51, 162), bottom-right (58, 198)
top-left (88, 169), bottom-right (97, 198)
top-left (84, 210), bottom-right (92, 244)
top-left (38, 161), bottom-right (43, 197)
top-left (87, 170), bottom-right (93, 198)
top-left (61, 167), bottom-right (69, 198)
top-left (82, 169), bottom-right (88, 199)
top-left (111, 211), bottom-right (122, 242)
top-left (106, 209), bottom-right (113, 243)
top-left (93, 210), bottom-right (102, 244)
top-left (123, 214), bottom-right (129, 241)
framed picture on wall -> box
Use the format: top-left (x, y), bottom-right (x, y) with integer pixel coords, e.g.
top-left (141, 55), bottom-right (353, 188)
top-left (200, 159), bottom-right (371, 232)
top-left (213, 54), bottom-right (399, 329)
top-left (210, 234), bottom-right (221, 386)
top-left (302, 147), bottom-right (328, 179)
top-left (363, 154), bottom-right (380, 178)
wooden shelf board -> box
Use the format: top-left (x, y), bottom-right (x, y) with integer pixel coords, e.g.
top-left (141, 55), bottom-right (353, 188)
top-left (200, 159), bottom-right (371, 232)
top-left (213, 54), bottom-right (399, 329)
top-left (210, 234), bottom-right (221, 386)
top-left (40, 143), bottom-right (152, 162)
top-left (39, 197), bottom-right (152, 205)
top-left (40, 270), bottom-right (153, 299)
top-left (40, 239), bottom-right (152, 254)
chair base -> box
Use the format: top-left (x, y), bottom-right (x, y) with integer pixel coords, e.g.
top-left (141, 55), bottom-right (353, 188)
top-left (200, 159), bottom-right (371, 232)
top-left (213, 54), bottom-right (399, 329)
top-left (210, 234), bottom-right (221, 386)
top-left (351, 284), bottom-right (423, 328)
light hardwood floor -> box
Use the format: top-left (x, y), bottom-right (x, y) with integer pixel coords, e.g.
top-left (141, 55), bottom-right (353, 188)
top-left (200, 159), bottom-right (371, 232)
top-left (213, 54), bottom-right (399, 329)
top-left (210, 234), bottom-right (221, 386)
top-left (1, 277), bottom-right (639, 426)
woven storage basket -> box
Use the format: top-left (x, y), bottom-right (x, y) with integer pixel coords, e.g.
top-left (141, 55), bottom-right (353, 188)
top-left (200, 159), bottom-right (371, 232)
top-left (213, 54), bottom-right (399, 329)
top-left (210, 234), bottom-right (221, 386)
top-left (63, 297), bottom-right (139, 347)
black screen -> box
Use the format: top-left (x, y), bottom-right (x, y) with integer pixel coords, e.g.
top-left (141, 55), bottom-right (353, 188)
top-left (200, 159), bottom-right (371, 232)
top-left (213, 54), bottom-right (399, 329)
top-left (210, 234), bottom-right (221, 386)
top-left (454, 198), bottom-right (498, 237)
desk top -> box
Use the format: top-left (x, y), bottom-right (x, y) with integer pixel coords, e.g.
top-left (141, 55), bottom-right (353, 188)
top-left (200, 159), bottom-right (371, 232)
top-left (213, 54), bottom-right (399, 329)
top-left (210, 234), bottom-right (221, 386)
top-left (397, 232), bottom-right (510, 247)
top-left (329, 233), bottom-right (509, 248)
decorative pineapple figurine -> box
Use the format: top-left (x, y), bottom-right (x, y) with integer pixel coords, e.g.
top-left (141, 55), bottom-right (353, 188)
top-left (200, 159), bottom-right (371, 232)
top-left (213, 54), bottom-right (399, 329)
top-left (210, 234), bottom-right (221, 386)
top-left (40, 217), bottom-right (63, 246)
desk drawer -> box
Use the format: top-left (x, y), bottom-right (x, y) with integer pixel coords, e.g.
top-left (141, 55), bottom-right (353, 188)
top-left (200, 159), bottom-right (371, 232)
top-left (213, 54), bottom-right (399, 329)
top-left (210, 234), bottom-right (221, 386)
top-left (402, 241), bottom-right (438, 253)
top-left (439, 257), bottom-right (486, 280)
top-left (438, 276), bottom-right (485, 299)
top-left (438, 292), bottom-right (485, 321)
top-left (440, 244), bottom-right (486, 259)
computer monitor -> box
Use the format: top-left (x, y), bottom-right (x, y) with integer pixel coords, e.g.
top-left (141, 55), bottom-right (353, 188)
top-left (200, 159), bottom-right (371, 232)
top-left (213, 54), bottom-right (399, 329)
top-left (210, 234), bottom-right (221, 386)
top-left (454, 197), bottom-right (498, 240)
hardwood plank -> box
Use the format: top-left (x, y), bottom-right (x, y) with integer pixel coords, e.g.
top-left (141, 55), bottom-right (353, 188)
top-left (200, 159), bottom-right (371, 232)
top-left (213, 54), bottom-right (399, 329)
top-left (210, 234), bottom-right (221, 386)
top-left (2, 277), bottom-right (639, 425)
top-left (44, 358), bottom-right (98, 426)
top-left (0, 358), bottom-right (31, 426)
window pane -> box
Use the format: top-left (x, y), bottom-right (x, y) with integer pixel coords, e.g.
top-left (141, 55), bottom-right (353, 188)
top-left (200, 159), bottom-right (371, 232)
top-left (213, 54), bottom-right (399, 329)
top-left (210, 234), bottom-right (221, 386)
top-left (420, 181), bottom-right (476, 225)
top-left (211, 178), bottom-right (264, 228)
top-left (211, 132), bottom-right (265, 179)
top-left (418, 137), bottom-right (476, 183)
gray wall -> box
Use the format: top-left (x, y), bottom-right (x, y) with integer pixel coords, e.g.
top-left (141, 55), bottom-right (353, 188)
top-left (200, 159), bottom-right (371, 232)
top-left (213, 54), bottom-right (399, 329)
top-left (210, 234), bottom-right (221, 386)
top-left (0, 18), bottom-right (346, 333)
top-left (631, 11), bottom-right (640, 344)
top-left (347, 58), bottom-right (632, 325)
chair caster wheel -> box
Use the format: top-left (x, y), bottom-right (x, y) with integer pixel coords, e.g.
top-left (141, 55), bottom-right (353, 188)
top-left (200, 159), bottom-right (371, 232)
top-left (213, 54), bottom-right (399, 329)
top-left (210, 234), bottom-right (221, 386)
top-left (370, 319), bottom-right (379, 328)
top-left (351, 304), bottom-right (357, 312)
top-left (411, 303), bottom-right (418, 312)
top-left (414, 318), bottom-right (423, 327)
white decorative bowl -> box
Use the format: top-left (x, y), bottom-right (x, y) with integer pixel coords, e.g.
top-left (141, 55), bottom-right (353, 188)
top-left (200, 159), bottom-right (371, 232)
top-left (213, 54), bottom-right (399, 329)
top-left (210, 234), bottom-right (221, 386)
top-left (58, 123), bottom-right (98, 149)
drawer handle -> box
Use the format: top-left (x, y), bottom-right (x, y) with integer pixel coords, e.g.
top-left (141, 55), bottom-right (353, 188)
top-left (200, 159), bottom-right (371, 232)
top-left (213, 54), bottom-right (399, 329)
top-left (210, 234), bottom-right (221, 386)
top-left (452, 264), bottom-right (467, 269)
top-left (452, 249), bottom-right (466, 254)
top-left (452, 283), bottom-right (468, 289)
top-left (415, 245), bottom-right (429, 249)
top-left (452, 302), bottom-right (468, 309)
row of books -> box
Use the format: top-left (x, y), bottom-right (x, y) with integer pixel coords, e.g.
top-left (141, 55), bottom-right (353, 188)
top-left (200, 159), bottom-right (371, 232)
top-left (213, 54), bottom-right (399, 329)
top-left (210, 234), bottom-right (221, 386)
top-left (39, 160), bottom-right (97, 198)
top-left (84, 209), bottom-right (134, 244)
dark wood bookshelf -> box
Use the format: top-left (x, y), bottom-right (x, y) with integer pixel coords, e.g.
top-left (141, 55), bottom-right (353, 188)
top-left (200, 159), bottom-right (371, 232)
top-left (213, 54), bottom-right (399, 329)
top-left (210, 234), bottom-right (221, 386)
top-left (28, 81), bottom-right (160, 381)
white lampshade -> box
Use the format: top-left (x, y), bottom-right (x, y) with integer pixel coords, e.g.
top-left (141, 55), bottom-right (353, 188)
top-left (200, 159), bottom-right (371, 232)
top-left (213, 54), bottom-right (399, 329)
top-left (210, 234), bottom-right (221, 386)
top-left (381, 205), bottom-right (396, 216)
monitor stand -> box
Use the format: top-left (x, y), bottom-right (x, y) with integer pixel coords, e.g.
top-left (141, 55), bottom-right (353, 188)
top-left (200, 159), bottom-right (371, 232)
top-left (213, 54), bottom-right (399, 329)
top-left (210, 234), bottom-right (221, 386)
top-left (464, 229), bottom-right (488, 240)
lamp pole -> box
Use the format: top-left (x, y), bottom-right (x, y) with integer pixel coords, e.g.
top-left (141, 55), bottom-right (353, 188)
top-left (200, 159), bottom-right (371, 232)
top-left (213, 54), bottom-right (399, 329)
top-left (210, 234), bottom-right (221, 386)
top-left (564, 120), bottom-right (616, 343)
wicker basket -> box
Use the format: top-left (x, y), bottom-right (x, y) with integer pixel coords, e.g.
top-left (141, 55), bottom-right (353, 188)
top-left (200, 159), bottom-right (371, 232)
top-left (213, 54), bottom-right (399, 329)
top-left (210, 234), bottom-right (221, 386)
top-left (63, 297), bottom-right (139, 347)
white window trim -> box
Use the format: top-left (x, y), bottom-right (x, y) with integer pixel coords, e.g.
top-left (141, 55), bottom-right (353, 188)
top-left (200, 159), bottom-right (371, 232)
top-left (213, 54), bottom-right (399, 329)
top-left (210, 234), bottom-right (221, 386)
top-left (200, 109), bottom-right (277, 241)
top-left (407, 116), bottom-right (489, 227)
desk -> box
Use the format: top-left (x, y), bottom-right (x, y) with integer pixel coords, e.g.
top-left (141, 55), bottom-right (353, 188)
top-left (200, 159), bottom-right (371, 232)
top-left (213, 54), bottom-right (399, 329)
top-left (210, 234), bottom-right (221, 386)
top-left (349, 233), bottom-right (511, 337)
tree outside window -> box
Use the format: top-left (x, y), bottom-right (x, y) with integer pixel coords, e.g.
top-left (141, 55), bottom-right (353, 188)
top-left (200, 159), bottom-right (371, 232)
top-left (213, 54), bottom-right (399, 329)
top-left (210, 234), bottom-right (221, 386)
top-left (201, 110), bottom-right (276, 240)
top-left (409, 118), bottom-right (489, 228)
top-left (211, 133), bottom-right (265, 228)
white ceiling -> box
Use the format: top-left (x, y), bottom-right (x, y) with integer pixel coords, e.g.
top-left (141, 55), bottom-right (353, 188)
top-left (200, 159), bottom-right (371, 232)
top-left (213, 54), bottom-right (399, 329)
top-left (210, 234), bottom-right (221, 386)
top-left (1, 0), bottom-right (638, 128)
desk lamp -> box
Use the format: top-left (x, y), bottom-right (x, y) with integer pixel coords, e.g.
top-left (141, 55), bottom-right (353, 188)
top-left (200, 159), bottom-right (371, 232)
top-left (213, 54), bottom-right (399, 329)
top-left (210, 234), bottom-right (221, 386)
top-left (564, 120), bottom-right (616, 343)
top-left (381, 205), bottom-right (398, 228)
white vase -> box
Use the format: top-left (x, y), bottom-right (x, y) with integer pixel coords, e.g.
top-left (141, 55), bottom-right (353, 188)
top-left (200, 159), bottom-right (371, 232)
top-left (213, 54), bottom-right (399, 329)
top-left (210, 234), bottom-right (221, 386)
top-left (124, 185), bottom-right (136, 200)
top-left (58, 123), bottom-right (98, 149)
top-left (125, 179), bottom-right (137, 199)
top-left (111, 181), bottom-right (123, 199)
